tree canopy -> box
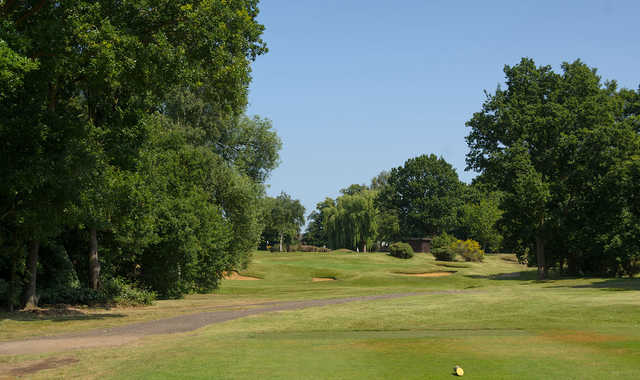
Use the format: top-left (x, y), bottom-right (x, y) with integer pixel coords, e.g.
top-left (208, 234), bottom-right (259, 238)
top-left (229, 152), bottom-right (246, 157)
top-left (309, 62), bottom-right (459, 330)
top-left (466, 58), bottom-right (640, 278)
top-left (1, 0), bottom-right (278, 309)
top-left (377, 154), bottom-right (465, 237)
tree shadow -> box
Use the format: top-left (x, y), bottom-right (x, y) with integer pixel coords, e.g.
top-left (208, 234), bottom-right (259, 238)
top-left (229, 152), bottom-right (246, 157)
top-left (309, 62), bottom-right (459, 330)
top-left (546, 278), bottom-right (640, 292)
top-left (465, 271), bottom-right (540, 281)
top-left (466, 272), bottom-right (640, 291)
top-left (0, 306), bottom-right (126, 322)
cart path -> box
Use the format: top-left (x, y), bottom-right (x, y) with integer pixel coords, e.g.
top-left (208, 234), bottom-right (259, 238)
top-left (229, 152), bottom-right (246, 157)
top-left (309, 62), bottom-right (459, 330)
top-left (0, 290), bottom-right (477, 356)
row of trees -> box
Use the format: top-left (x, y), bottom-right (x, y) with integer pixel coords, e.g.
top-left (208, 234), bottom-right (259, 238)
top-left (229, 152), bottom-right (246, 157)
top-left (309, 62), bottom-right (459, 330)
top-left (303, 156), bottom-right (503, 253)
top-left (305, 58), bottom-right (639, 279)
top-left (1, 1), bottom-right (278, 309)
top-left (467, 58), bottom-right (640, 278)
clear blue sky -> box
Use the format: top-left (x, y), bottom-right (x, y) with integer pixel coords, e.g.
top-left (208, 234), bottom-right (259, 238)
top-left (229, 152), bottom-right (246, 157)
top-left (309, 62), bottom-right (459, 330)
top-left (246, 0), bottom-right (640, 222)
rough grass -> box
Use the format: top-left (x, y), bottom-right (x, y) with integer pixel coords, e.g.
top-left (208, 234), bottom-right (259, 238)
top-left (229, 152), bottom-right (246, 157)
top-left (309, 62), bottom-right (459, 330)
top-left (1, 251), bottom-right (639, 379)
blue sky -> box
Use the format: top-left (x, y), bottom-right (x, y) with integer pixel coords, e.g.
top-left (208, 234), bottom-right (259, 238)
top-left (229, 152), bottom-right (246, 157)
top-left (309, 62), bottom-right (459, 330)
top-left (246, 0), bottom-right (640, 221)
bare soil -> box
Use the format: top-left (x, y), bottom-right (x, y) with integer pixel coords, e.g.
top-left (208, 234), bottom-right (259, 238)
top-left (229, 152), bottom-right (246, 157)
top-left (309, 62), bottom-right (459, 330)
top-left (312, 277), bottom-right (336, 282)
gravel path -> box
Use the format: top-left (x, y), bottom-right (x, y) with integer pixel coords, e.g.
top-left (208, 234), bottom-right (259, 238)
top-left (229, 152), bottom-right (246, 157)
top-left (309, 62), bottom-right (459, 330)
top-left (0, 290), bottom-right (472, 356)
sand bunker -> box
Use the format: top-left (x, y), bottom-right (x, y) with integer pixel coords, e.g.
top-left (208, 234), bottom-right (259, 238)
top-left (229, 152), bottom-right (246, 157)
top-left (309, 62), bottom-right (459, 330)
top-left (396, 271), bottom-right (455, 277)
top-left (223, 271), bottom-right (261, 280)
top-left (312, 277), bottom-right (336, 282)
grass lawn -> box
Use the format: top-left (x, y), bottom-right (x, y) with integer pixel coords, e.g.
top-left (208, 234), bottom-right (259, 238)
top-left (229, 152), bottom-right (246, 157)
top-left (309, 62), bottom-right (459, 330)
top-left (1, 251), bottom-right (639, 379)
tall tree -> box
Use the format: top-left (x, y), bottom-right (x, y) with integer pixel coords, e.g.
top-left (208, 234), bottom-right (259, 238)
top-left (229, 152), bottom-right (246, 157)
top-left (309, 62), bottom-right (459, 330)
top-left (377, 154), bottom-right (464, 237)
top-left (262, 193), bottom-right (305, 252)
top-left (303, 198), bottom-right (334, 247)
top-left (466, 58), bottom-right (638, 278)
top-left (323, 190), bottom-right (377, 252)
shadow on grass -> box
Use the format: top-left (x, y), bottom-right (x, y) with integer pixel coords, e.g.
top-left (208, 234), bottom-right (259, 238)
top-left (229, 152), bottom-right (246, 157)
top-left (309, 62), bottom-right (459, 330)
top-left (0, 307), bottom-right (126, 322)
top-left (546, 278), bottom-right (640, 291)
top-left (465, 271), bottom-right (539, 281)
top-left (466, 272), bottom-right (640, 291)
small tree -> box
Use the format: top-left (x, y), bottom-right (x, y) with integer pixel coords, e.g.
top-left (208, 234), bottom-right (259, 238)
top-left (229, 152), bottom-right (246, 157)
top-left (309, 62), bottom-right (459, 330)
top-left (262, 193), bottom-right (305, 252)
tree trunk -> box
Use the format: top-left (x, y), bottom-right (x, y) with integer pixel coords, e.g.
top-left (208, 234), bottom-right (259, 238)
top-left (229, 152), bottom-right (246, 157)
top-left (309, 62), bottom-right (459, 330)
top-left (535, 235), bottom-right (546, 280)
top-left (8, 250), bottom-right (18, 312)
top-left (362, 241), bottom-right (367, 253)
top-left (89, 227), bottom-right (100, 290)
top-left (23, 240), bottom-right (40, 308)
top-left (279, 232), bottom-right (283, 252)
top-left (567, 252), bottom-right (579, 275)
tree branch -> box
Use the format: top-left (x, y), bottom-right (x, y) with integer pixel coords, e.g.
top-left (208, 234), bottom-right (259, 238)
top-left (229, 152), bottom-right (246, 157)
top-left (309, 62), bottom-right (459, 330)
top-left (16, 0), bottom-right (48, 25)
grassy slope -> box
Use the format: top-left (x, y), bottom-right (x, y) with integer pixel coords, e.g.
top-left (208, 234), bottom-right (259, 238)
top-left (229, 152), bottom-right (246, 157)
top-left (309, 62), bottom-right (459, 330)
top-left (2, 251), bottom-right (639, 379)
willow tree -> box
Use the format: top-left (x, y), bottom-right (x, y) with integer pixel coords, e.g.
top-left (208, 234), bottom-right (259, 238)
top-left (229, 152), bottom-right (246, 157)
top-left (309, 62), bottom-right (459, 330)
top-left (323, 190), bottom-right (377, 252)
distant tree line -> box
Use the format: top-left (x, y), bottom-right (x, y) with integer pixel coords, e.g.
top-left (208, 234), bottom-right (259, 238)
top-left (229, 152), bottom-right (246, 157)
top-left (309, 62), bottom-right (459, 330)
top-left (305, 58), bottom-right (640, 279)
top-left (1, 1), bottom-right (279, 310)
top-left (303, 156), bottom-right (502, 253)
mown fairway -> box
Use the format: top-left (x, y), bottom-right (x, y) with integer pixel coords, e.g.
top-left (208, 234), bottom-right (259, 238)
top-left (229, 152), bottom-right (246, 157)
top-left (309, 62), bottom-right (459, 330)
top-left (1, 251), bottom-right (639, 379)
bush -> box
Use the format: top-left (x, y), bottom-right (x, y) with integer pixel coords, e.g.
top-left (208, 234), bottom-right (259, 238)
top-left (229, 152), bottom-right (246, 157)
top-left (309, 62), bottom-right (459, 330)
top-left (101, 277), bottom-right (156, 306)
top-left (431, 233), bottom-right (458, 261)
top-left (389, 242), bottom-right (414, 259)
top-left (39, 278), bottom-right (156, 307)
top-left (39, 286), bottom-right (102, 305)
top-left (450, 239), bottom-right (484, 262)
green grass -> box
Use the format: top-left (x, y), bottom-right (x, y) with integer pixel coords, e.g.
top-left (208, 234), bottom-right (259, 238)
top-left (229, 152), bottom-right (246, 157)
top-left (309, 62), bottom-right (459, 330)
top-left (2, 251), bottom-right (639, 379)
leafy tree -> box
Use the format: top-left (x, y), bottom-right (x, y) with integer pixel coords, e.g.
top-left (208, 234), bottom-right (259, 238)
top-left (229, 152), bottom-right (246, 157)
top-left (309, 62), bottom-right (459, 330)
top-left (455, 185), bottom-right (503, 252)
top-left (303, 198), bottom-right (334, 247)
top-left (1, 0), bottom-right (274, 306)
top-left (340, 184), bottom-right (368, 196)
top-left (377, 154), bottom-right (465, 237)
top-left (370, 170), bottom-right (390, 190)
top-left (323, 190), bottom-right (377, 252)
top-left (466, 58), bottom-right (639, 278)
top-left (262, 193), bottom-right (305, 252)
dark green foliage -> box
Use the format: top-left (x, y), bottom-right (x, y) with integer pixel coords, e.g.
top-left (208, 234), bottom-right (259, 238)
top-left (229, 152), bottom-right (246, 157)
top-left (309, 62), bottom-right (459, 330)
top-left (389, 242), bottom-right (414, 259)
top-left (100, 278), bottom-right (156, 306)
top-left (261, 193), bottom-right (305, 252)
top-left (466, 57), bottom-right (640, 277)
top-left (302, 198), bottom-right (335, 248)
top-left (39, 278), bottom-right (155, 306)
top-left (1, 1), bottom-right (280, 308)
top-left (39, 286), bottom-right (102, 306)
top-left (455, 186), bottom-right (503, 252)
top-left (377, 154), bottom-right (464, 237)
top-left (431, 233), bottom-right (458, 261)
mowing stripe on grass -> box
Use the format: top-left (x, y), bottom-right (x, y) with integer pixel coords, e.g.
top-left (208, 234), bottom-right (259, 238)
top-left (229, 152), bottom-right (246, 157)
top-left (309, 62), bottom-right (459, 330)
top-left (0, 290), bottom-right (480, 355)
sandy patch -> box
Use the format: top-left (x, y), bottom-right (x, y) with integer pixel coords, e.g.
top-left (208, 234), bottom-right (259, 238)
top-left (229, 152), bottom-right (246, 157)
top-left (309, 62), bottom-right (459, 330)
top-left (396, 271), bottom-right (455, 277)
top-left (223, 271), bottom-right (261, 280)
top-left (0, 357), bottom-right (79, 378)
top-left (312, 277), bottom-right (336, 282)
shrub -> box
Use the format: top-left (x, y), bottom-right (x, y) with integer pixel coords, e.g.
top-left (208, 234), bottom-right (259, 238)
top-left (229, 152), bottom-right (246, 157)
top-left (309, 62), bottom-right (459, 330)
top-left (39, 286), bottom-right (101, 306)
top-left (101, 278), bottom-right (156, 306)
top-left (39, 278), bottom-right (155, 307)
top-left (431, 233), bottom-right (458, 261)
top-left (389, 242), bottom-right (414, 259)
top-left (450, 239), bottom-right (484, 262)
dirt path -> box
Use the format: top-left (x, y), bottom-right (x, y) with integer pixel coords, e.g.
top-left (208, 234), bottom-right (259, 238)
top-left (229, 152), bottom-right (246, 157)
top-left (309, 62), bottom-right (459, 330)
top-left (0, 290), bottom-right (474, 356)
